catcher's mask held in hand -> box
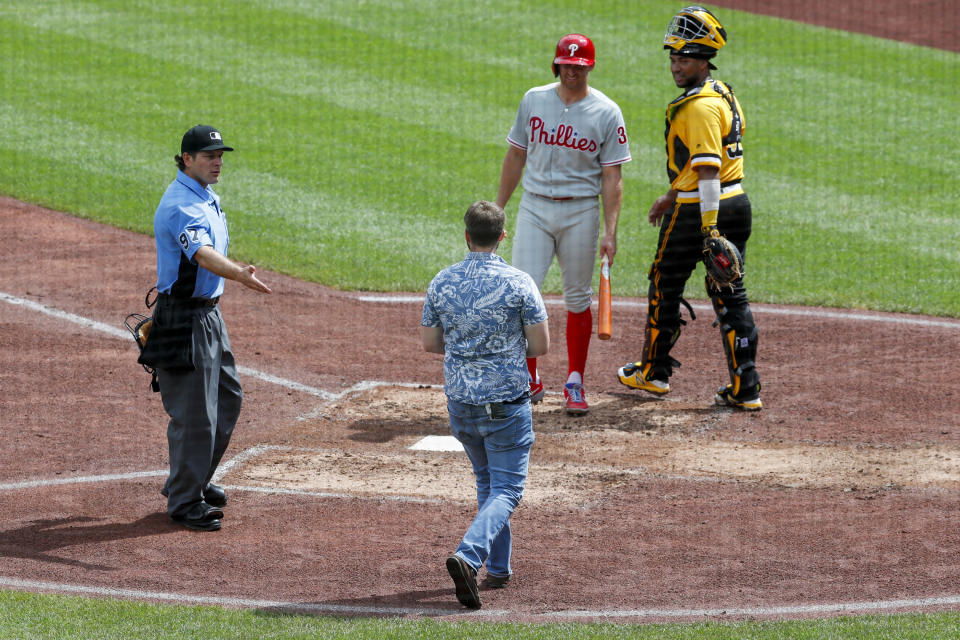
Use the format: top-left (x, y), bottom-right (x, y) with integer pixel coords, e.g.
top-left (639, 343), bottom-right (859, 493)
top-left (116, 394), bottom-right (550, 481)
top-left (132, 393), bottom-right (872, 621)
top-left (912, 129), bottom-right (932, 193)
top-left (124, 286), bottom-right (160, 391)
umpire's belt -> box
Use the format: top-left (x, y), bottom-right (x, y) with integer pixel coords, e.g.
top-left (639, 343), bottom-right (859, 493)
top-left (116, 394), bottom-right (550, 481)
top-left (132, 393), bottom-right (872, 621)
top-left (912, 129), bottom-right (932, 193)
top-left (157, 293), bottom-right (220, 308)
top-left (675, 180), bottom-right (743, 204)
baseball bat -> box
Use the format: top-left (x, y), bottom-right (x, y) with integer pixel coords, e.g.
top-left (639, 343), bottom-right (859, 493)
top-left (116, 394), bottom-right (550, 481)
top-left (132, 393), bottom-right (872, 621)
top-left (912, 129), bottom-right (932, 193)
top-left (598, 256), bottom-right (612, 340)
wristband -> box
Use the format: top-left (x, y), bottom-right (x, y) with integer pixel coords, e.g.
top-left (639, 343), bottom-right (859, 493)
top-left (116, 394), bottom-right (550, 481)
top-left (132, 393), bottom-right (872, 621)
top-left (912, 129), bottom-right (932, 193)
top-left (699, 178), bottom-right (720, 230)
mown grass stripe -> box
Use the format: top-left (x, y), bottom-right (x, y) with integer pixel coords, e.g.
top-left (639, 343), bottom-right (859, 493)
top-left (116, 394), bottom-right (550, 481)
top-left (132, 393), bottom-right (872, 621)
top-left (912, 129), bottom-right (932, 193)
top-left (0, 1), bottom-right (956, 309)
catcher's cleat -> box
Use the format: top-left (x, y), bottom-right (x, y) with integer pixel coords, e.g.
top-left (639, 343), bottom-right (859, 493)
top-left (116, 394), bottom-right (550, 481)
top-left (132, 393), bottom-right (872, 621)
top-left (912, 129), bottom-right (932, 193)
top-left (715, 384), bottom-right (762, 411)
top-left (529, 380), bottom-right (545, 405)
top-left (563, 382), bottom-right (589, 415)
top-left (617, 362), bottom-right (670, 395)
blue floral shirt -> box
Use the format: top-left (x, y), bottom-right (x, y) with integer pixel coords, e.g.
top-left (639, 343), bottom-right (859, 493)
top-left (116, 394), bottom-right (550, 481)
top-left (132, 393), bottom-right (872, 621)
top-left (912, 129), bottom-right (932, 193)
top-left (422, 252), bottom-right (548, 405)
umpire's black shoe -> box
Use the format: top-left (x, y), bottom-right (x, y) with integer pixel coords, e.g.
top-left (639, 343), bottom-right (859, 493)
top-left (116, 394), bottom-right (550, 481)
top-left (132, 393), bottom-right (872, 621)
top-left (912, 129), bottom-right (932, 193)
top-left (170, 501), bottom-right (224, 532)
top-left (203, 483), bottom-right (228, 508)
top-left (446, 555), bottom-right (481, 609)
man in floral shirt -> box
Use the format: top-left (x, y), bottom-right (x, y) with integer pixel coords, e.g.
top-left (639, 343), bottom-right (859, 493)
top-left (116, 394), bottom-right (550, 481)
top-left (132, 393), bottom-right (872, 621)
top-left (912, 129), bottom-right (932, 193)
top-left (422, 200), bottom-right (550, 610)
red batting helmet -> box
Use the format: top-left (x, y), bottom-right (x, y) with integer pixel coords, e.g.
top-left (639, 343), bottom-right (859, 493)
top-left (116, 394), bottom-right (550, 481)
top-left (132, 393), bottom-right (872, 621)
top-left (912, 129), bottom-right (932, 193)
top-left (552, 34), bottom-right (595, 77)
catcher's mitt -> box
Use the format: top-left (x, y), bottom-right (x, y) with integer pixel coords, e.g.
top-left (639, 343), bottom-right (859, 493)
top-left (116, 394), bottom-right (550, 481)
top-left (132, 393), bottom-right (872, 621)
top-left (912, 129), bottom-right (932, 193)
top-left (702, 231), bottom-right (743, 289)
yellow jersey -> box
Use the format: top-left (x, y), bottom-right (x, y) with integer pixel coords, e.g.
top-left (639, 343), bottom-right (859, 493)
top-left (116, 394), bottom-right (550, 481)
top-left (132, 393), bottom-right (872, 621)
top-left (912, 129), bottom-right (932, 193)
top-left (664, 79), bottom-right (745, 195)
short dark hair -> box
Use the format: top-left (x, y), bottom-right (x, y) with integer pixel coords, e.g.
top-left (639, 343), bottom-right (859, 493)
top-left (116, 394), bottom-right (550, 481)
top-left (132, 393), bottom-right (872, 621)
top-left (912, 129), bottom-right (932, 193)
top-left (464, 200), bottom-right (505, 247)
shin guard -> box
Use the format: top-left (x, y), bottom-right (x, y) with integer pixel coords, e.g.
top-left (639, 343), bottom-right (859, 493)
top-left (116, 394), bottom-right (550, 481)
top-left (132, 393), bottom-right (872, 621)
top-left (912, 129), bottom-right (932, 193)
top-left (713, 297), bottom-right (760, 398)
top-left (640, 322), bottom-right (682, 381)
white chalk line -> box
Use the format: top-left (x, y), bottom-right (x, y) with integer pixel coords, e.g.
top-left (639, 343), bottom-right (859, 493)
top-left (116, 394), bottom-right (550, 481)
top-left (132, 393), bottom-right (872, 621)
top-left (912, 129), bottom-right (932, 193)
top-left (212, 443), bottom-right (444, 504)
top-left (0, 575), bottom-right (956, 621)
top-left (0, 576), bottom-right (498, 617)
top-left (0, 291), bottom-right (130, 339)
top-left (549, 594), bottom-right (960, 620)
top-left (358, 294), bottom-right (960, 330)
top-left (0, 470), bottom-right (166, 492)
top-left (4, 289), bottom-right (960, 620)
top-left (0, 290), bottom-right (328, 398)
top-left (0, 433), bottom-right (445, 505)
top-left (0, 291), bottom-right (447, 400)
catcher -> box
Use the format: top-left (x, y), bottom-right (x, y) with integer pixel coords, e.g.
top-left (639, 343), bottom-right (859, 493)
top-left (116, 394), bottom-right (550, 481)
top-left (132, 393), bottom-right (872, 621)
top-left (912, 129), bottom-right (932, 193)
top-left (617, 5), bottom-right (761, 410)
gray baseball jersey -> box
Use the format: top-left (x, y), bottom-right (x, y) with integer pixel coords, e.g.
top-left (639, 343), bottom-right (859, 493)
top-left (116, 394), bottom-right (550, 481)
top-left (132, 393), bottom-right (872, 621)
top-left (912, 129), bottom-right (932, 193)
top-left (506, 83), bottom-right (631, 198)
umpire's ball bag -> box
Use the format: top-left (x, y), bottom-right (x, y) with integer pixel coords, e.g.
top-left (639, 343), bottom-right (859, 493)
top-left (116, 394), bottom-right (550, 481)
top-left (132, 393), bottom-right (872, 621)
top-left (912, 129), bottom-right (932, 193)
top-left (137, 298), bottom-right (196, 373)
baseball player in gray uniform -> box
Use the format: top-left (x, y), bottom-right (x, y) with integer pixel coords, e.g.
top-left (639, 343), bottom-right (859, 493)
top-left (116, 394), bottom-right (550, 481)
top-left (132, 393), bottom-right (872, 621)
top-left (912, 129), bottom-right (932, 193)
top-left (496, 33), bottom-right (631, 415)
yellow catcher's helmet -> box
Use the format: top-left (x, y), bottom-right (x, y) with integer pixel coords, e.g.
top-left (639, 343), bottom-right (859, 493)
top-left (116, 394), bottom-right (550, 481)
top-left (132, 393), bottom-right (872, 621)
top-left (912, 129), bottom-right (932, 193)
top-left (664, 5), bottom-right (727, 65)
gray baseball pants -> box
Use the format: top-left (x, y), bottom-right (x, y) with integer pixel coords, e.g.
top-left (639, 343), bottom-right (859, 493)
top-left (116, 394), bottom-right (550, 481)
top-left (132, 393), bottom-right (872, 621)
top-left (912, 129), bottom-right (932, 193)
top-left (512, 192), bottom-right (599, 313)
top-left (158, 304), bottom-right (242, 517)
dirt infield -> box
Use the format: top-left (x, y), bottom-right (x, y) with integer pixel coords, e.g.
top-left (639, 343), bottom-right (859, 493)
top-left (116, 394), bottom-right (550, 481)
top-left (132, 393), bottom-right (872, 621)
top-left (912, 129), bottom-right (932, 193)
top-left (2, 196), bottom-right (959, 622)
top-left (712, 0), bottom-right (959, 53)
top-left (1, 5), bottom-right (959, 623)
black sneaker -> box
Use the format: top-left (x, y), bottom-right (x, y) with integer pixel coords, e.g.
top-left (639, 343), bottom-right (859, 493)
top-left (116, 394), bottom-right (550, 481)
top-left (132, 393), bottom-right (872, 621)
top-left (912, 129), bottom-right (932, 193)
top-left (483, 573), bottom-right (511, 589)
top-left (446, 555), bottom-right (481, 609)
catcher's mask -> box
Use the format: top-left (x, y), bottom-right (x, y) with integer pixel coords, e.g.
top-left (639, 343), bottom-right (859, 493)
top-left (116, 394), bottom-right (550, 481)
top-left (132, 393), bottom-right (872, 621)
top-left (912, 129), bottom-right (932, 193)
top-left (552, 33), bottom-right (595, 77)
top-left (664, 5), bottom-right (726, 70)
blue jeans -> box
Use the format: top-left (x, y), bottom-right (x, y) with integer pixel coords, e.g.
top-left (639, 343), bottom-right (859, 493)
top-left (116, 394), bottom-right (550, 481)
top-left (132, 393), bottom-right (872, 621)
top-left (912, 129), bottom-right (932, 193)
top-left (447, 397), bottom-right (534, 578)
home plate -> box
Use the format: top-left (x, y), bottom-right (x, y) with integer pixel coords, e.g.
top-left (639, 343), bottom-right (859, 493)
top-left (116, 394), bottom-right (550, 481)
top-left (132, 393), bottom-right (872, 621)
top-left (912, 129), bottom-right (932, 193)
top-left (408, 435), bottom-right (463, 452)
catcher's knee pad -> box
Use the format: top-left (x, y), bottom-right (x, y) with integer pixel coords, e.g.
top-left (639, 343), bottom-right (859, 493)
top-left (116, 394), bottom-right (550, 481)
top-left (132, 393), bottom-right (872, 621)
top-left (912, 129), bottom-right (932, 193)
top-left (708, 281), bottom-right (749, 310)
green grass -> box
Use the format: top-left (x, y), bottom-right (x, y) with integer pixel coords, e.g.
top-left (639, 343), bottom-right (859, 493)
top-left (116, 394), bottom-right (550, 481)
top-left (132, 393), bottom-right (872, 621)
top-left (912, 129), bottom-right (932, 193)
top-left (0, 0), bottom-right (956, 312)
top-left (3, 589), bottom-right (960, 639)
top-left (0, 1), bottom-right (958, 636)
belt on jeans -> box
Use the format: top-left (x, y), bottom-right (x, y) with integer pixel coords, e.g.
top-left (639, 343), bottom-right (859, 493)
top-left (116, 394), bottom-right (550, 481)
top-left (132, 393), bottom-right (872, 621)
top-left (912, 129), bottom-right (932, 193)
top-left (481, 394), bottom-right (528, 419)
top-left (465, 394), bottom-right (527, 408)
top-left (158, 293), bottom-right (220, 308)
top-left (466, 394), bottom-right (528, 418)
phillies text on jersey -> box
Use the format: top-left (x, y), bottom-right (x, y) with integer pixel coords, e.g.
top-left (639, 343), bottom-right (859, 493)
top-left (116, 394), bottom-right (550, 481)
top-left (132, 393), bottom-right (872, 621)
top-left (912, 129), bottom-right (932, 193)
top-left (507, 83), bottom-right (630, 198)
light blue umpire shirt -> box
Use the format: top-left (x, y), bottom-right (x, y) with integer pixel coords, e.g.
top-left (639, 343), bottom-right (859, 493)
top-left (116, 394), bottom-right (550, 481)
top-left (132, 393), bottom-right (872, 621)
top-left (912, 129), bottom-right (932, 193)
top-left (422, 252), bottom-right (548, 405)
top-left (153, 170), bottom-right (229, 299)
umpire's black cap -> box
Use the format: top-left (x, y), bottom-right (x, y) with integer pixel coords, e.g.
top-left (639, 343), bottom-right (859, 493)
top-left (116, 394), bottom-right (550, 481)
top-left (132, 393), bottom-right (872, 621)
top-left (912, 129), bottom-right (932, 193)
top-left (181, 125), bottom-right (234, 153)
